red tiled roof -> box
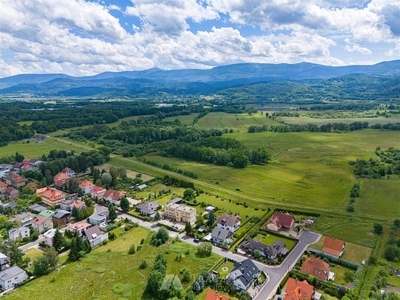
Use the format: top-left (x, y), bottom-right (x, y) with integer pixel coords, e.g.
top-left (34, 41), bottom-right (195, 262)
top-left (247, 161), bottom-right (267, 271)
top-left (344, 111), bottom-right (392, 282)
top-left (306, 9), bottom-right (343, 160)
top-left (5, 187), bottom-right (18, 195)
top-left (91, 186), bottom-right (106, 193)
top-left (284, 278), bottom-right (314, 300)
top-left (79, 180), bottom-right (95, 189)
top-left (62, 167), bottom-right (74, 173)
top-left (68, 221), bottom-right (91, 232)
top-left (54, 172), bottom-right (70, 181)
top-left (322, 237), bottom-right (345, 257)
top-left (32, 216), bottom-right (48, 225)
top-left (70, 200), bottom-right (86, 209)
top-left (205, 290), bottom-right (230, 300)
top-left (0, 181), bottom-right (6, 187)
top-left (272, 212), bottom-right (294, 228)
top-left (300, 257), bottom-right (330, 280)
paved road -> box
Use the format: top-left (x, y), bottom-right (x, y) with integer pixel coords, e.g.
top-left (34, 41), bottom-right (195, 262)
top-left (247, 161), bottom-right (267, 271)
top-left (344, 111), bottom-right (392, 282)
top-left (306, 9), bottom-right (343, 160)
top-left (18, 236), bottom-right (45, 252)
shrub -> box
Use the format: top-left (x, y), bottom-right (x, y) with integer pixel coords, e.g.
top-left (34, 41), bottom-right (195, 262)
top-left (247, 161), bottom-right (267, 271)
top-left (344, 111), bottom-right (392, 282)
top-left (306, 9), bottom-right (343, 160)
top-left (128, 244), bottom-right (136, 255)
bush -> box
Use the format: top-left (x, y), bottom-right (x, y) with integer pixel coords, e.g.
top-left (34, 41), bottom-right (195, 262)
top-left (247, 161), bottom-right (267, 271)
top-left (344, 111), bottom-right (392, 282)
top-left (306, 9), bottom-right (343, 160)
top-left (139, 260), bottom-right (148, 269)
top-left (128, 244), bottom-right (136, 254)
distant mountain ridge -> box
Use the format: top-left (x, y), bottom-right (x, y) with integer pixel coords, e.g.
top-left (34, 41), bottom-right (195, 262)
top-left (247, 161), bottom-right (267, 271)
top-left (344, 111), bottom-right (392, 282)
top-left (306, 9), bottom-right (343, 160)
top-left (1, 60), bottom-right (400, 97)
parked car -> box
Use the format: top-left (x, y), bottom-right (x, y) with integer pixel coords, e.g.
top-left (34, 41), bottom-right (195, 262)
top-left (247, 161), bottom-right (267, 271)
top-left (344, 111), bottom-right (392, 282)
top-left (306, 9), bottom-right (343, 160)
top-left (193, 237), bottom-right (200, 243)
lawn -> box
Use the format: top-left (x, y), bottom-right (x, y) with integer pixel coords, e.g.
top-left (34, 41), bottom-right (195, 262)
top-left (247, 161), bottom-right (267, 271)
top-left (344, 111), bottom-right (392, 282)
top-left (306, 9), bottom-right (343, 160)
top-left (330, 264), bottom-right (356, 286)
top-left (312, 216), bottom-right (376, 248)
top-left (24, 248), bottom-right (44, 262)
top-left (256, 233), bottom-right (296, 251)
top-left (310, 236), bottom-right (372, 264)
top-left (216, 261), bottom-right (235, 277)
top-left (96, 163), bottom-right (154, 182)
top-left (6, 227), bottom-right (219, 300)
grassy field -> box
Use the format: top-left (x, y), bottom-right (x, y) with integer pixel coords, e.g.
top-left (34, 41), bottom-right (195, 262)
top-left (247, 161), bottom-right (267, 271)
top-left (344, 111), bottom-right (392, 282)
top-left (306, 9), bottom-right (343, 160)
top-left (24, 248), bottom-right (44, 262)
top-left (6, 227), bottom-right (219, 300)
top-left (310, 237), bottom-right (372, 264)
top-left (164, 113), bottom-right (198, 125)
top-left (330, 264), bottom-right (356, 286)
top-left (279, 115), bottom-right (400, 126)
top-left (256, 233), bottom-right (296, 251)
top-left (197, 112), bottom-right (282, 132)
top-left (96, 163), bottom-right (154, 182)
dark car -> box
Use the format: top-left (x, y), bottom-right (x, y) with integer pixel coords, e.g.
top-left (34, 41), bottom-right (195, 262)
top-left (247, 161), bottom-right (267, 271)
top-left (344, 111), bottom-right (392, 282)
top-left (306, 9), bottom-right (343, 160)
top-left (193, 237), bottom-right (200, 243)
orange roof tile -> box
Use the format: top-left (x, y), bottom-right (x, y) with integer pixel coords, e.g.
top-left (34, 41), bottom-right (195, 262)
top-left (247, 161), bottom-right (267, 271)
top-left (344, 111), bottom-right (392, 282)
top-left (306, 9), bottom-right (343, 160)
top-left (54, 172), bottom-right (70, 181)
top-left (79, 180), bottom-right (95, 189)
top-left (284, 278), bottom-right (314, 300)
top-left (322, 237), bottom-right (345, 257)
top-left (0, 181), bottom-right (7, 187)
top-left (300, 257), bottom-right (330, 280)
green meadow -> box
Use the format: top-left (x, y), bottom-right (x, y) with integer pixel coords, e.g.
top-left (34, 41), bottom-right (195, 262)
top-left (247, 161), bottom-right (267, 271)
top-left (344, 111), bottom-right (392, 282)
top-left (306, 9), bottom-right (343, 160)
top-left (6, 227), bottom-right (219, 300)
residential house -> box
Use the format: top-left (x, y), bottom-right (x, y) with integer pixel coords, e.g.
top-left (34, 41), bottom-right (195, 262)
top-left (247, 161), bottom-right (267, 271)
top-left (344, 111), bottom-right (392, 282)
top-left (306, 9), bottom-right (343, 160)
top-left (39, 209), bottom-right (55, 219)
top-left (266, 212), bottom-right (295, 232)
top-left (226, 259), bottom-right (260, 291)
top-left (37, 187), bottom-right (65, 206)
top-left (300, 257), bottom-right (335, 281)
top-left (166, 197), bottom-right (183, 205)
top-left (60, 199), bottom-right (74, 211)
top-left (79, 180), bottom-right (95, 195)
top-left (1, 201), bottom-right (17, 210)
top-left (211, 227), bottom-right (233, 245)
top-left (16, 212), bottom-right (34, 227)
top-left (83, 225), bottom-right (108, 248)
top-left (8, 227), bottom-right (30, 241)
top-left (0, 181), bottom-right (7, 194)
top-left (53, 172), bottom-right (70, 187)
top-left (164, 203), bottom-right (196, 224)
top-left (89, 211), bottom-right (109, 226)
top-left (4, 187), bottom-right (19, 200)
top-left (32, 216), bottom-right (53, 233)
top-left (205, 290), bottom-right (230, 300)
top-left (0, 167), bottom-right (10, 179)
top-left (51, 210), bottom-right (71, 227)
top-left (284, 278), bottom-right (314, 300)
top-left (0, 253), bottom-right (8, 271)
top-left (0, 266), bottom-right (28, 290)
top-left (136, 201), bottom-right (161, 218)
top-left (62, 167), bottom-right (75, 177)
top-left (26, 182), bottom-right (38, 191)
top-left (28, 204), bottom-right (47, 213)
top-left (5, 173), bottom-right (25, 188)
top-left (70, 200), bottom-right (87, 211)
top-left (103, 189), bottom-right (125, 206)
top-left (239, 238), bottom-right (286, 259)
top-left (217, 214), bottom-right (241, 232)
top-left (322, 237), bottom-right (345, 258)
top-left (43, 229), bottom-right (59, 247)
top-left (90, 186), bottom-right (107, 200)
top-left (67, 221), bottom-right (91, 236)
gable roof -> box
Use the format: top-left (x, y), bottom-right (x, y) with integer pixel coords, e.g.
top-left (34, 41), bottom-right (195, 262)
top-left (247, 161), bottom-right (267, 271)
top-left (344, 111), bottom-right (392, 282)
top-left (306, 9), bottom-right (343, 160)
top-left (52, 210), bottom-right (70, 219)
top-left (91, 186), bottom-right (106, 193)
top-left (67, 221), bottom-right (91, 232)
top-left (136, 201), bottom-right (161, 215)
top-left (62, 167), bottom-right (74, 173)
top-left (104, 189), bottom-right (125, 201)
top-left (240, 239), bottom-right (269, 253)
top-left (271, 212), bottom-right (295, 228)
top-left (205, 290), bottom-right (230, 300)
top-left (54, 172), bottom-right (70, 181)
top-left (322, 237), bottom-right (345, 257)
top-left (84, 225), bottom-right (103, 241)
top-left (7, 173), bottom-right (25, 183)
top-left (217, 213), bottom-right (241, 227)
top-left (5, 187), bottom-right (18, 195)
top-left (32, 216), bottom-right (49, 226)
top-left (265, 239), bottom-right (285, 258)
top-left (228, 258), bottom-right (260, 290)
top-left (284, 278), bottom-right (314, 300)
top-left (300, 257), bottom-right (330, 280)
top-left (79, 180), bottom-right (95, 189)
top-left (211, 227), bottom-right (232, 241)
top-left (70, 200), bottom-right (86, 209)
top-left (28, 204), bottom-right (47, 213)
top-left (0, 181), bottom-right (6, 188)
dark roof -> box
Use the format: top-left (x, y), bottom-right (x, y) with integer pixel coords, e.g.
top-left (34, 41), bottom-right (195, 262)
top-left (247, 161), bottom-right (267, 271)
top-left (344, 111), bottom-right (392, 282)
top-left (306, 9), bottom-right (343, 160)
top-left (167, 197), bottom-right (183, 205)
top-left (28, 204), bottom-right (47, 212)
top-left (211, 227), bottom-right (232, 241)
top-left (2, 201), bottom-right (17, 209)
top-left (230, 258), bottom-right (260, 289)
top-left (52, 210), bottom-right (70, 219)
top-left (84, 226), bottom-right (103, 241)
top-left (272, 212), bottom-right (295, 228)
top-left (265, 239), bottom-right (285, 258)
top-left (136, 201), bottom-right (160, 215)
top-left (90, 212), bottom-right (109, 221)
top-left (239, 239), bottom-right (269, 253)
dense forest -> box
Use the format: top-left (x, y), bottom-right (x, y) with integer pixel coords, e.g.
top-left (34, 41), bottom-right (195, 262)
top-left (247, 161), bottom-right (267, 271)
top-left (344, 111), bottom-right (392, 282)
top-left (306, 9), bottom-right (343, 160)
top-left (0, 119), bottom-right (34, 146)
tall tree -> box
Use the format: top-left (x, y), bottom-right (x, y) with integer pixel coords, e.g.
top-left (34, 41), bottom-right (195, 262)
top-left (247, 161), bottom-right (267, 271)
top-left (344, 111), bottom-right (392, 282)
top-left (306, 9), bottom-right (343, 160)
top-left (185, 222), bottom-right (193, 236)
top-left (9, 243), bottom-right (24, 267)
top-left (120, 197), bottom-right (130, 212)
top-left (207, 211), bottom-right (216, 227)
top-left (71, 206), bottom-right (79, 218)
top-left (44, 247), bottom-right (59, 269)
top-left (108, 203), bottom-right (117, 222)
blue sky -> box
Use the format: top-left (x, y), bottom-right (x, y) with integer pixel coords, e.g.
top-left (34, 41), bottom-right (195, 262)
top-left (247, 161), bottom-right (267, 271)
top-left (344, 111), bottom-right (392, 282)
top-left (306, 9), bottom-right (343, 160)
top-left (0, 0), bottom-right (400, 77)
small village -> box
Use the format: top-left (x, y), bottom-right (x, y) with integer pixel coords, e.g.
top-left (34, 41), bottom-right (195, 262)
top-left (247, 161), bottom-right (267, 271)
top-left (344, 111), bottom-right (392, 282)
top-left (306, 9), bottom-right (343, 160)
top-left (0, 157), bottom-right (379, 300)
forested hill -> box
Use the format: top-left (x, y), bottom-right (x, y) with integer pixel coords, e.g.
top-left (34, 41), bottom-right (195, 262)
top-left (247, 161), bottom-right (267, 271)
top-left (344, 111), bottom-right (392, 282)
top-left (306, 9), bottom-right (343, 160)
top-left (1, 60), bottom-right (400, 98)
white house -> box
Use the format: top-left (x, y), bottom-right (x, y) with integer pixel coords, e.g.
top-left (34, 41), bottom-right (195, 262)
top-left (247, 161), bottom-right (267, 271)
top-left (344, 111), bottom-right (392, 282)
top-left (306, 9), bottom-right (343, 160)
top-left (88, 212), bottom-right (109, 226)
top-left (216, 214), bottom-right (241, 232)
top-left (8, 227), bottom-right (30, 241)
top-left (43, 229), bottom-right (59, 247)
top-left (0, 266), bottom-right (28, 290)
top-left (31, 216), bottom-right (53, 233)
top-left (83, 226), bottom-right (108, 248)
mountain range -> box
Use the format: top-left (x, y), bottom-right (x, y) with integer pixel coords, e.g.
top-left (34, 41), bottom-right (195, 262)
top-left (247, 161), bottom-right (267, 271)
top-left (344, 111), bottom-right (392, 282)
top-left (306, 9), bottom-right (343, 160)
top-left (1, 60), bottom-right (400, 98)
